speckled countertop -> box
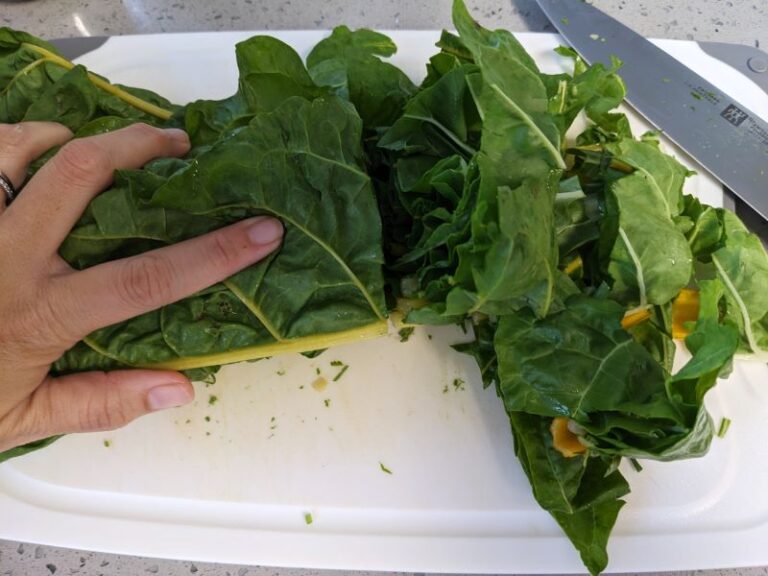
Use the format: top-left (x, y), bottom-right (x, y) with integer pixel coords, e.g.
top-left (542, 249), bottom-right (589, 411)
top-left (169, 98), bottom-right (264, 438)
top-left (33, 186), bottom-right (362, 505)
top-left (1, 0), bottom-right (768, 575)
top-left (0, 0), bottom-right (765, 46)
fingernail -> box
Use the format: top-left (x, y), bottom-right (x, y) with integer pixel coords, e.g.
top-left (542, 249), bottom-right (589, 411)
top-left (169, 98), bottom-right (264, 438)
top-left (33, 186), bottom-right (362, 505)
top-left (164, 128), bottom-right (190, 146)
top-left (147, 383), bottom-right (193, 411)
top-left (246, 217), bottom-right (284, 246)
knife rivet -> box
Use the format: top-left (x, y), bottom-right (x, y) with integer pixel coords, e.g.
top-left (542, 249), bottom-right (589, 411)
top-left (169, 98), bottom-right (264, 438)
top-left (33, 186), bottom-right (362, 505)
top-left (747, 57), bottom-right (768, 74)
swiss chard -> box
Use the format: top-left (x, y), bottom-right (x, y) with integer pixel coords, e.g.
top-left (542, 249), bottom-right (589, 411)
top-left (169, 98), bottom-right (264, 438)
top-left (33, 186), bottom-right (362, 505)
top-left (306, 26), bottom-right (416, 132)
top-left (1, 31), bottom-right (389, 457)
top-left (55, 94), bottom-right (389, 373)
top-left (2, 7), bottom-right (767, 575)
top-left (509, 411), bottom-right (628, 576)
top-left (710, 211), bottom-right (768, 354)
top-left (0, 28), bottom-right (176, 129)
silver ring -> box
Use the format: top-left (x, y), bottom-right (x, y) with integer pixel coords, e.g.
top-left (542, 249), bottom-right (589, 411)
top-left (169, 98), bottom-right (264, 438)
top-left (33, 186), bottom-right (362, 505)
top-left (0, 171), bottom-right (17, 206)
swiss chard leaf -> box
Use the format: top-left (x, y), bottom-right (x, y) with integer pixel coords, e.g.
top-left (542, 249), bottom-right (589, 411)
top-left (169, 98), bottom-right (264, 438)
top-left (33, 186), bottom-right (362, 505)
top-left (710, 211), bottom-right (768, 354)
top-left (552, 499), bottom-right (625, 576)
top-left (671, 279), bottom-right (739, 405)
top-left (605, 171), bottom-right (693, 306)
top-left (680, 194), bottom-right (724, 259)
top-left (306, 26), bottom-right (416, 131)
top-left (409, 1), bottom-right (566, 320)
top-left (496, 295), bottom-right (674, 421)
top-left (554, 176), bottom-right (601, 258)
top-left (542, 46), bottom-right (626, 138)
top-left (495, 295), bottom-right (721, 461)
top-left (378, 63), bottom-right (480, 158)
top-left (605, 136), bottom-right (691, 219)
top-left (0, 27), bottom-right (176, 130)
top-left (56, 96), bottom-right (388, 373)
top-left (509, 411), bottom-right (628, 576)
top-left (183, 35), bottom-right (324, 147)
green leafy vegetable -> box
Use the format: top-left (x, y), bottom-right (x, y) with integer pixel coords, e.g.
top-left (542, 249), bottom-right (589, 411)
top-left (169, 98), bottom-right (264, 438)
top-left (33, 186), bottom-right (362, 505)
top-left (332, 364), bottom-right (349, 381)
top-left (3, 6), bottom-right (767, 574)
top-left (717, 418), bottom-right (732, 438)
top-left (509, 412), bottom-right (628, 575)
top-left (0, 28), bottom-right (176, 129)
top-left (306, 26), bottom-right (416, 131)
top-left (397, 326), bottom-right (415, 342)
top-left (55, 94), bottom-right (389, 373)
top-left (710, 212), bottom-right (768, 354)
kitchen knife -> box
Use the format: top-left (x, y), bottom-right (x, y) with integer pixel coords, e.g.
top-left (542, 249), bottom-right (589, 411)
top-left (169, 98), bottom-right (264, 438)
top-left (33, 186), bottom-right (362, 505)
top-left (698, 41), bottom-right (768, 95)
top-left (534, 0), bottom-right (768, 221)
top-left (48, 36), bottom-right (109, 61)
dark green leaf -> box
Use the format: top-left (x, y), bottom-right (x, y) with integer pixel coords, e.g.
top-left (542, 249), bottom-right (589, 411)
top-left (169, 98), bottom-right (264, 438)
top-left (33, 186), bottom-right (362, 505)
top-left (0, 436), bottom-right (62, 464)
top-left (307, 26), bottom-right (416, 130)
top-left (378, 64), bottom-right (480, 158)
top-left (509, 411), bottom-right (628, 576)
top-left (606, 171), bottom-right (693, 306)
top-left (57, 96), bottom-right (387, 372)
top-left (710, 211), bottom-right (768, 353)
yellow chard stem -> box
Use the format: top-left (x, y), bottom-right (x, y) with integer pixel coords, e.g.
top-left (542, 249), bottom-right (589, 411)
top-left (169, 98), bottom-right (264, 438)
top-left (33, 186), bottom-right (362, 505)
top-left (621, 307), bottom-right (652, 330)
top-left (21, 43), bottom-right (173, 121)
top-left (563, 255), bottom-right (583, 276)
top-left (144, 320), bottom-right (390, 371)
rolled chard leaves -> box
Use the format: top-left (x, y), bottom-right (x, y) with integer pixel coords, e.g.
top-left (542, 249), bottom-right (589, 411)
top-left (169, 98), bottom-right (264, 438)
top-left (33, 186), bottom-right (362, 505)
top-left (56, 96), bottom-right (388, 375)
top-left (1, 32), bottom-right (389, 376)
top-left (2, 3), bottom-right (767, 574)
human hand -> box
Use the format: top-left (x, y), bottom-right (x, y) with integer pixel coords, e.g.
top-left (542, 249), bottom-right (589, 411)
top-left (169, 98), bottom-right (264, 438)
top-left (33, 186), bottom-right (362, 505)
top-left (0, 122), bottom-right (283, 453)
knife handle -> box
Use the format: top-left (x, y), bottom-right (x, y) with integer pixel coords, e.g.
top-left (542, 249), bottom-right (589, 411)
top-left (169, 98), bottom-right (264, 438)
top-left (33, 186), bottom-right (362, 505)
top-left (698, 41), bottom-right (768, 95)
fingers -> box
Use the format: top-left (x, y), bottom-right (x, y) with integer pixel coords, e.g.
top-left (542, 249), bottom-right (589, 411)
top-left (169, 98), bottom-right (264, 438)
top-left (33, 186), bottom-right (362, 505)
top-left (48, 216), bottom-right (284, 341)
top-left (0, 122), bottom-right (73, 187)
top-left (5, 123), bottom-right (190, 258)
top-left (0, 370), bottom-right (193, 451)
top-left (0, 122), bottom-right (73, 217)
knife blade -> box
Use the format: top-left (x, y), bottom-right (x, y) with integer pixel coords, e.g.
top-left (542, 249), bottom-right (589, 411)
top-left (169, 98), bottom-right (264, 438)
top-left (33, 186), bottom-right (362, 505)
top-left (48, 36), bottom-right (109, 62)
top-left (534, 0), bottom-right (768, 221)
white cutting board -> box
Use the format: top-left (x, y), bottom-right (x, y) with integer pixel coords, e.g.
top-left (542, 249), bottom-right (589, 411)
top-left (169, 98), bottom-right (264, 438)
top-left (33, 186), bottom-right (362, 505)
top-left (2, 31), bottom-right (768, 574)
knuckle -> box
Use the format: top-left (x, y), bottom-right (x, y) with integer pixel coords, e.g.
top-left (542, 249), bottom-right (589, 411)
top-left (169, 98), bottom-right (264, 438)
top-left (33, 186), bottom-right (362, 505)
top-left (54, 139), bottom-right (113, 188)
top-left (1, 291), bottom-right (75, 357)
top-left (0, 123), bottom-right (27, 156)
top-left (130, 122), bottom-right (165, 145)
top-left (0, 305), bottom-right (30, 352)
top-left (0, 386), bottom-right (53, 447)
top-left (80, 377), bottom-right (130, 431)
top-left (36, 289), bottom-right (80, 347)
top-left (208, 230), bottom-right (244, 269)
top-left (117, 255), bottom-right (176, 309)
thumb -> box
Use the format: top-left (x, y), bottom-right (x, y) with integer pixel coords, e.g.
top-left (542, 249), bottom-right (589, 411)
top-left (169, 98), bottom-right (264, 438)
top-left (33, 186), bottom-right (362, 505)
top-left (5, 370), bottom-right (194, 446)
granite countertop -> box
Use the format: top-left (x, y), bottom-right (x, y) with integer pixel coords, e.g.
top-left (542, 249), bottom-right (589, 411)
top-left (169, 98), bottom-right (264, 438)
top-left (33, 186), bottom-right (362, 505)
top-left (1, 0), bottom-right (767, 575)
top-left (0, 0), bottom-right (765, 45)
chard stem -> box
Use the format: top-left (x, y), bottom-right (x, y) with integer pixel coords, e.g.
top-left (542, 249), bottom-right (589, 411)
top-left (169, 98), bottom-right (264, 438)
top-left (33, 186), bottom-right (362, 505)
top-left (618, 227), bottom-right (647, 309)
top-left (712, 254), bottom-right (760, 354)
top-left (145, 320), bottom-right (390, 371)
top-left (621, 306), bottom-right (651, 330)
top-left (488, 83), bottom-right (566, 170)
top-left (401, 114), bottom-right (478, 157)
top-left (224, 279), bottom-right (284, 342)
top-left (21, 43), bottom-right (173, 120)
top-left (554, 190), bottom-right (586, 203)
